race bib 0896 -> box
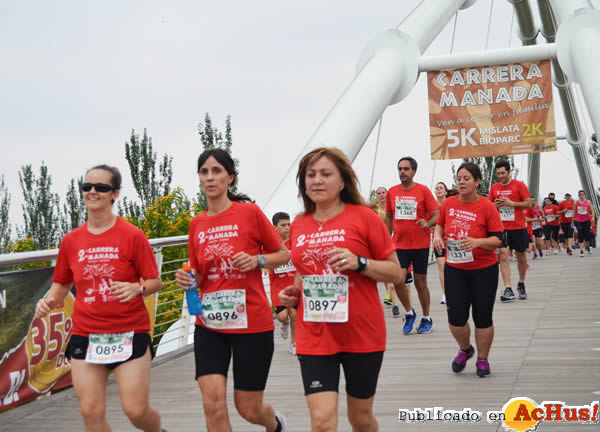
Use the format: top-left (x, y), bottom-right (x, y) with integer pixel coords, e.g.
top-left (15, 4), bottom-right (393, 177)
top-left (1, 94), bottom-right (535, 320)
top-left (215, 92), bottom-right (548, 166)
top-left (201, 289), bottom-right (248, 330)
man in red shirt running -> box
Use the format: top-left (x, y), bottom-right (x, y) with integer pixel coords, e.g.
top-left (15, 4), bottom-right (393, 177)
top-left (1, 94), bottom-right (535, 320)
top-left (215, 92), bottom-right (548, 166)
top-left (488, 160), bottom-right (532, 302)
top-left (385, 157), bottom-right (439, 334)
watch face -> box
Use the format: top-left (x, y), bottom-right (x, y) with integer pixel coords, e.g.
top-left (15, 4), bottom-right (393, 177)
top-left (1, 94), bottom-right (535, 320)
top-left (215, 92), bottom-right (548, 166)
top-left (359, 256), bottom-right (367, 266)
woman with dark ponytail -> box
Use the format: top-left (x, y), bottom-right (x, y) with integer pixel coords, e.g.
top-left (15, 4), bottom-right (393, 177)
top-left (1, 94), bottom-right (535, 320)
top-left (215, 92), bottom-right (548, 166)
top-left (175, 148), bottom-right (290, 431)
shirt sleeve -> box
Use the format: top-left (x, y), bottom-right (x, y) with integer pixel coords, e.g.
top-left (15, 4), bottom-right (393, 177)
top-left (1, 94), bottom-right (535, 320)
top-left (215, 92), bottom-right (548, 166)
top-left (486, 201), bottom-right (505, 233)
top-left (255, 204), bottom-right (283, 253)
top-left (188, 217), bottom-right (199, 271)
top-left (132, 229), bottom-right (160, 280)
top-left (519, 181), bottom-right (531, 201)
top-left (423, 186), bottom-right (440, 214)
top-left (52, 235), bottom-right (73, 284)
top-left (488, 185), bottom-right (496, 203)
top-left (365, 208), bottom-right (396, 260)
top-left (385, 189), bottom-right (393, 215)
top-left (437, 201), bottom-right (446, 227)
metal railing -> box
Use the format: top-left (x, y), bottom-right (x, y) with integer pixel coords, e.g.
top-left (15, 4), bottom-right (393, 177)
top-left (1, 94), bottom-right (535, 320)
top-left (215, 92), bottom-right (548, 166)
top-left (0, 235), bottom-right (195, 357)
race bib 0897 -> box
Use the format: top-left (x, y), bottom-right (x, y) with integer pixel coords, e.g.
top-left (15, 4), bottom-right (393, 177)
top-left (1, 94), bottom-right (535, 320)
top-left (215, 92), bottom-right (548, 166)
top-left (302, 275), bottom-right (348, 323)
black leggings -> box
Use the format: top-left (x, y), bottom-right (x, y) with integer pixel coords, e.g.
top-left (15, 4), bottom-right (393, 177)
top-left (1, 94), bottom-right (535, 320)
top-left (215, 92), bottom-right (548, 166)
top-left (444, 263), bottom-right (498, 329)
top-left (575, 220), bottom-right (592, 242)
top-left (543, 224), bottom-right (560, 242)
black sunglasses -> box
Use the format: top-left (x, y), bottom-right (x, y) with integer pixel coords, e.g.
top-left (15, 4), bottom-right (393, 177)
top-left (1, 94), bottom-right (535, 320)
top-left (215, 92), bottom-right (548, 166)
top-left (81, 183), bottom-right (114, 193)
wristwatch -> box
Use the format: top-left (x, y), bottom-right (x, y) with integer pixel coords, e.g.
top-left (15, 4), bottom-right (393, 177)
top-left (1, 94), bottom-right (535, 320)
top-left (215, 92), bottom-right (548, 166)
top-left (257, 254), bottom-right (267, 269)
top-left (356, 256), bottom-right (368, 273)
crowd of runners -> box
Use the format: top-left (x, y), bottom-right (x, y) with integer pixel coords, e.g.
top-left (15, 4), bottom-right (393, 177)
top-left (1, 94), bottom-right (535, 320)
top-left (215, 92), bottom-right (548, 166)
top-left (33, 149), bottom-right (597, 431)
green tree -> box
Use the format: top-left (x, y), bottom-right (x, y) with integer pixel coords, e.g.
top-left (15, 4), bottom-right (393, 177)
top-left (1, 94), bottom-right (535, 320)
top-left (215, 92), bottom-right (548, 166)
top-left (61, 176), bottom-right (86, 235)
top-left (451, 155), bottom-right (516, 193)
top-left (18, 163), bottom-right (62, 249)
top-left (120, 128), bottom-right (173, 218)
top-left (196, 114), bottom-right (238, 210)
top-left (0, 175), bottom-right (11, 253)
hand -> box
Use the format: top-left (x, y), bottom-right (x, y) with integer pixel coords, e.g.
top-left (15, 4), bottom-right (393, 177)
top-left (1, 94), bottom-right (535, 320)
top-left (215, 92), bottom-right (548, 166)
top-left (34, 298), bottom-right (52, 319)
top-left (459, 237), bottom-right (479, 252)
top-left (494, 198), bottom-right (505, 208)
top-left (433, 235), bottom-right (445, 254)
top-left (327, 247), bottom-right (358, 272)
top-left (111, 281), bottom-right (141, 303)
top-left (232, 252), bottom-right (258, 272)
top-left (175, 268), bottom-right (197, 291)
top-left (279, 285), bottom-right (301, 308)
top-left (416, 219), bottom-right (429, 229)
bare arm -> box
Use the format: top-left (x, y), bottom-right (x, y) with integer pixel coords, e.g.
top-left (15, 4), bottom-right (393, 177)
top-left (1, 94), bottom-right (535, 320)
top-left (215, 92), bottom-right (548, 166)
top-left (433, 224), bottom-right (445, 253)
top-left (34, 282), bottom-right (72, 319)
top-left (232, 243), bottom-right (290, 272)
top-left (385, 213), bottom-right (393, 235)
top-left (327, 248), bottom-right (402, 285)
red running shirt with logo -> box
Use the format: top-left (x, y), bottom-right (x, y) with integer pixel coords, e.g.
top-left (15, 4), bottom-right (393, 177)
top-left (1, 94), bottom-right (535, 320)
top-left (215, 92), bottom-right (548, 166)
top-left (290, 204), bottom-right (396, 355)
top-left (53, 218), bottom-right (159, 336)
top-left (188, 202), bottom-right (282, 334)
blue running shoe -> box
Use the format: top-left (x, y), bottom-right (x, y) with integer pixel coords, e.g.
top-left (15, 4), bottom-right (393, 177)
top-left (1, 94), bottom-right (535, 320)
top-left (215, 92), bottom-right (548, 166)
top-left (417, 317), bottom-right (433, 333)
top-left (402, 309), bottom-right (416, 334)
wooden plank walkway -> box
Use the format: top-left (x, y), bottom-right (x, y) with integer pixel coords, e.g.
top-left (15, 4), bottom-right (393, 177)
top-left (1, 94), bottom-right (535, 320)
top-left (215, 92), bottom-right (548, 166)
top-left (2, 251), bottom-right (599, 431)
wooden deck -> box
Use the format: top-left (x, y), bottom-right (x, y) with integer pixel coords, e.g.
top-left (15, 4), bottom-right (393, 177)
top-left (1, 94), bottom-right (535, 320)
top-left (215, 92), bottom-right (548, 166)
top-left (2, 251), bottom-right (599, 431)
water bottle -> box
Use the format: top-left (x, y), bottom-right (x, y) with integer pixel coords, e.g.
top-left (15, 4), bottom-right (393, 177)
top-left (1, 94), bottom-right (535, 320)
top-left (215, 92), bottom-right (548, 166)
top-left (182, 263), bottom-right (203, 315)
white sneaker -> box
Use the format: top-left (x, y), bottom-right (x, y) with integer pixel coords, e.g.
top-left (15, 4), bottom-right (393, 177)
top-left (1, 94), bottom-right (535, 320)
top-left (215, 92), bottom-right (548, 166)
top-left (289, 342), bottom-right (296, 355)
top-left (275, 412), bottom-right (287, 431)
top-left (280, 321), bottom-right (289, 340)
top-left (553, 249), bottom-right (558, 255)
top-left (440, 294), bottom-right (446, 304)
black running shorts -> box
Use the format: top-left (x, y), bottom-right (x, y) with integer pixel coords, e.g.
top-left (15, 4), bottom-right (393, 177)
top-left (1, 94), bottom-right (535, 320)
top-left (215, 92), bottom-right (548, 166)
top-left (67, 333), bottom-right (154, 370)
top-left (575, 220), bottom-right (592, 242)
top-left (561, 222), bottom-right (573, 239)
top-left (444, 263), bottom-right (499, 329)
top-left (396, 248), bottom-right (429, 274)
top-left (532, 228), bottom-right (543, 238)
top-left (193, 325), bottom-right (274, 391)
top-left (298, 351), bottom-right (384, 399)
top-left (502, 229), bottom-right (529, 252)
top-left (543, 224), bottom-right (560, 242)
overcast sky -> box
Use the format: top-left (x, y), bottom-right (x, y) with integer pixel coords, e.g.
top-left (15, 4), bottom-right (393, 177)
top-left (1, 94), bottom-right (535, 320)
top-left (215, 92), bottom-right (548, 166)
top-left (1, 0), bottom-right (599, 231)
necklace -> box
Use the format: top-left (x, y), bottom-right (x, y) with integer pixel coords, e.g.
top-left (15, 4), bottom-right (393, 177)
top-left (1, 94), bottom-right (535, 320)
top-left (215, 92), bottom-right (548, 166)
top-left (313, 203), bottom-right (344, 231)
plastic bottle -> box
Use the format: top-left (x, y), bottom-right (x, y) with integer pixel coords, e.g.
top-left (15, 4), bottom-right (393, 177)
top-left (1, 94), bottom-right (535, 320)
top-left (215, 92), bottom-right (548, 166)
top-left (182, 263), bottom-right (203, 315)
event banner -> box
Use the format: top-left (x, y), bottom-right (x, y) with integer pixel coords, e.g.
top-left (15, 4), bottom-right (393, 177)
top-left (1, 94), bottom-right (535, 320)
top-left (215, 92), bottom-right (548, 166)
top-left (0, 267), bottom-right (159, 412)
top-left (428, 60), bottom-right (556, 160)
top-left (0, 267), bottom-right (73, 412)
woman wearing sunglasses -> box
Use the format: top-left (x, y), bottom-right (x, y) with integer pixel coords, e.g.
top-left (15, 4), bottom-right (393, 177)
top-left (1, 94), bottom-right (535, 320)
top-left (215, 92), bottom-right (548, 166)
top-left (35, 164), bottom-right (166, 432)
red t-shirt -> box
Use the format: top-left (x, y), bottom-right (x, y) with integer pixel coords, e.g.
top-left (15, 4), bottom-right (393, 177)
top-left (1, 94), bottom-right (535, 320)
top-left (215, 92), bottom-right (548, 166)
top-left (385, 183), bottom-right (439, 249)
top-left (559, 200), bottom-right (574, 223)
top-left (269, 239), bottom-right (296, 308)
top-left (437, 196), bottom-right (504, 270)
top-left (488, 179), bottom-right (530, 230)
top-left (188, 202), bottom-right (282, 334)
top-left (53, 218), bottom-right (159, 336)
top-left (543, 205), bottom-right (560, 226)
top-left (290, 204), bottom-right (395, 355)
top-left (524, 208), bottom-right (536, 235)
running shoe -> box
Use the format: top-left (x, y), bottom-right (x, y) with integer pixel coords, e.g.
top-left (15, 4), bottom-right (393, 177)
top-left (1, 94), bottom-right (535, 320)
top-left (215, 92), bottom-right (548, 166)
top-left (517, 282), bottom-right (527, 300)
top-left (539, 250), bottom-right (543, 257)
top-left (275, 412), bottom-right (287, 431)
top-left (567, 248), bottom-right (573, 256)
top-left (533, 253), bottom-right (538, 260)
top-left (500, 287), bottom-right (516, 302)
top-left (476, 358), bottom-right (491, 377)
top-left (587, 248), bottom-right (592, 255)
top-left (392, 305), bottom-right (401, 318)
top-left (289, 342), bottom-right (296, 355)
top-left (440, 294), bottom-right (446, 304)
top-left (451, 345), bottom-right (474, 373)
top-left (580, 250), bottom-right (585, 257)
top-left (402, 309), bottom-right (416, 334)
top-left (280, 320), bottom-right (289, 340)
top-left (553, 249), bottom-right (558, 255)
top-left (405, 272), bottom-right (414, 284)
top-left (384, 294), bottom-right (393, 306)
top-left (417, 317), bottom-right (433, 334)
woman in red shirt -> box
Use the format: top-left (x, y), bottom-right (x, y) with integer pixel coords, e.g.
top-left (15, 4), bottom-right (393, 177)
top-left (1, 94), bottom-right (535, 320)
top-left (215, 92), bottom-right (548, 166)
top-left (279, 147), bottom-right (401, 432)
top-left (34, 165), bottom-right (165, 431)
top-left (542, 197), bottom-right (560, 254)
top-left (175, 149), bottom-right (289, 432)
top-left (433, 162), bottom-right (503, 378)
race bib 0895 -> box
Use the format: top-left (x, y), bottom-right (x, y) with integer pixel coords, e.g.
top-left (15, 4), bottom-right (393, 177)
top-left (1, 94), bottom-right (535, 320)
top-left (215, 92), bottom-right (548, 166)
top-left (86, 331), bottom-right (134, 364)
